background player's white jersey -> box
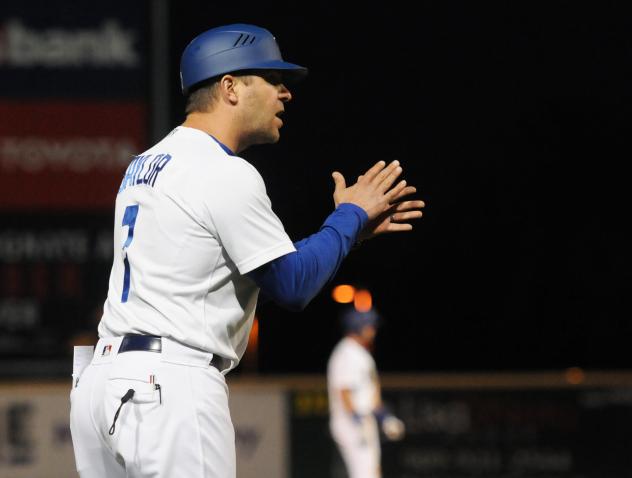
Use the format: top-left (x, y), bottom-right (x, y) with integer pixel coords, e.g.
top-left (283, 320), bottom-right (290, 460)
top-left (99, 126), bottom-right (295, 370)
top-left (327, 337), bottom-right (379, 419)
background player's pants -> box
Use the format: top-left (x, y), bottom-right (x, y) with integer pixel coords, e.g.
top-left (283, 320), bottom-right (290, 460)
top-left (331, 416), bottom-right (381, 478)
top-left (70, 337), bottom-right (236, 478)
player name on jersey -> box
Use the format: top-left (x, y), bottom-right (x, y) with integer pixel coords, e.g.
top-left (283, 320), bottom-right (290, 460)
top-left (118, 153), bottom-right (172, 193)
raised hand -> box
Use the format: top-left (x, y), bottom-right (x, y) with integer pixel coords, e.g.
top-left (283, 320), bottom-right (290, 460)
top-left (332, 160), bottom-right (425, 240)
top-left (359, 185), bottom-right (425, 241)
top-left (332, 160), bottom-right (404, 220)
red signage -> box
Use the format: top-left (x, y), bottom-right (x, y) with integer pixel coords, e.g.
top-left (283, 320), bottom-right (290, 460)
top-left (0, 101), bottom-right (146, 210)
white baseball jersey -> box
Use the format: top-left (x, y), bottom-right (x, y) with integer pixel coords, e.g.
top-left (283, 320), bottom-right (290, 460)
top-left (327, 336), bottom-right (379, 418)
top-left (98, 126), bottom-right (295, 371)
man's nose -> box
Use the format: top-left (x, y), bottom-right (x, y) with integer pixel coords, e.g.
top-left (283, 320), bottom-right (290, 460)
top-left (279, 84), bottom-right (292, 102)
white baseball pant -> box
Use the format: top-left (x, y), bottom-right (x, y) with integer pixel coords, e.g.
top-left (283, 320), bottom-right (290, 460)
top-left (331, 416), bottom-right (381, 478)
top-left (70, 337), bottom-right (235, 478)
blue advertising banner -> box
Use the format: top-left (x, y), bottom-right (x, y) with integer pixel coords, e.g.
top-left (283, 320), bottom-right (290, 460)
top-left (0, 1), bottom-right (148, 99)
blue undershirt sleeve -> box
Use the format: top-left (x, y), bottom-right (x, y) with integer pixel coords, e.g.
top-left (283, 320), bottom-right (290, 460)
top-left (247, 203), bottom-right (368, 311)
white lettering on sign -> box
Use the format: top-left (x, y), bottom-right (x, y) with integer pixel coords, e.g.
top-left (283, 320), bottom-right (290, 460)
top-left (0, 230), bottom-right (89, 262)
top-left (0, 137), bottom-right (135, 173)
top-left (0, 19), bottom-right (139, 68)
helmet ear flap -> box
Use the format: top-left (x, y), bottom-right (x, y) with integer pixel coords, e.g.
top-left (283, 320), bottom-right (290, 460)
top-left (180, 23), bottom-right (308, 95)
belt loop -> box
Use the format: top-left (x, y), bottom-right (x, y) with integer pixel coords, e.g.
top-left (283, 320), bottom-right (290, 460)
top-left (91, 337), bottom-right (124, 364)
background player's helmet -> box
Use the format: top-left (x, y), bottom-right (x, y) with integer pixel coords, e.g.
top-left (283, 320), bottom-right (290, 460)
top-left (341, 307), bottom-right (380, 335)
top-left (180, 23), bottom-right (308, 94)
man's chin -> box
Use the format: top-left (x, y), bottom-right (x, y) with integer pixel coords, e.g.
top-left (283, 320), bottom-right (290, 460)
top-left (252, 130), bottom-right (280, 145)
top-left (268, 128), bottom-right (281, 143)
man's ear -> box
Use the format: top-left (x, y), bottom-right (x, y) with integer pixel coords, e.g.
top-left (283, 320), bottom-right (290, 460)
top-left (218, 74), bottom-right (239, 105)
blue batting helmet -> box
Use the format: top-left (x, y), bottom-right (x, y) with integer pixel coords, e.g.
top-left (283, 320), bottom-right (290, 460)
top-left (341, 308), bottom-right (380, 334)
top-left (180, 23), bottom-right (308, 94)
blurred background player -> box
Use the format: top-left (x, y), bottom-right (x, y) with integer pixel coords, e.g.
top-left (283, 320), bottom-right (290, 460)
top-left (327, 307), bottom-right (405, 478)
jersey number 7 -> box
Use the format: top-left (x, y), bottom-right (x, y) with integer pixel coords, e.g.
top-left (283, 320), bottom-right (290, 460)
top-left (121, 205), bottom-right (139, 303)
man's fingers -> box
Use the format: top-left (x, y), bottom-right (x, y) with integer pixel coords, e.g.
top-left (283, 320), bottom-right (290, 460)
top-left (373, 160), bottom-right (402, 191)
top-left (386, 223), bottom-right (414, 233)
top-left (331, 171), bottom-right (347, 192)
top-left (361, 160), bottom-right (387, 182)
top-left (391, 210), bottom-right (423, 222)
top-left (390, 185), bottom-right (418, 202)
top-left (378, 165), bottom-right (403, 193)
top-left (385, 180), bottom-right (408, 202)
top-left (392, 200), bottom-right (426, 212)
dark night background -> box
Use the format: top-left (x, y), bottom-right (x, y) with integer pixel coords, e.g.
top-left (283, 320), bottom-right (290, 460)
top-left (166, 1), bottom-right (632, 374)
top-left (2, 1), bottom-right (630, 376)
top-left (3, 4), bottom-right (632, 477)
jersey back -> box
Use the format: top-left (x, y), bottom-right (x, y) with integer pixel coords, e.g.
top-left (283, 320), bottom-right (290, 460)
top-left (99, 127), bottom-right (295, 370)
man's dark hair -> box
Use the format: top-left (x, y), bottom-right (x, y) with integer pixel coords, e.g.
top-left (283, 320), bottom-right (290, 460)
top-left (184, 73), bottom-right (256, 115)
top-left (185, 78), bottom-right (221, 115)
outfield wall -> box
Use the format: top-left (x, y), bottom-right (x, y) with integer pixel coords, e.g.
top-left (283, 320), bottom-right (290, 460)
top-left (1, 372), bottom-right (632, 478)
